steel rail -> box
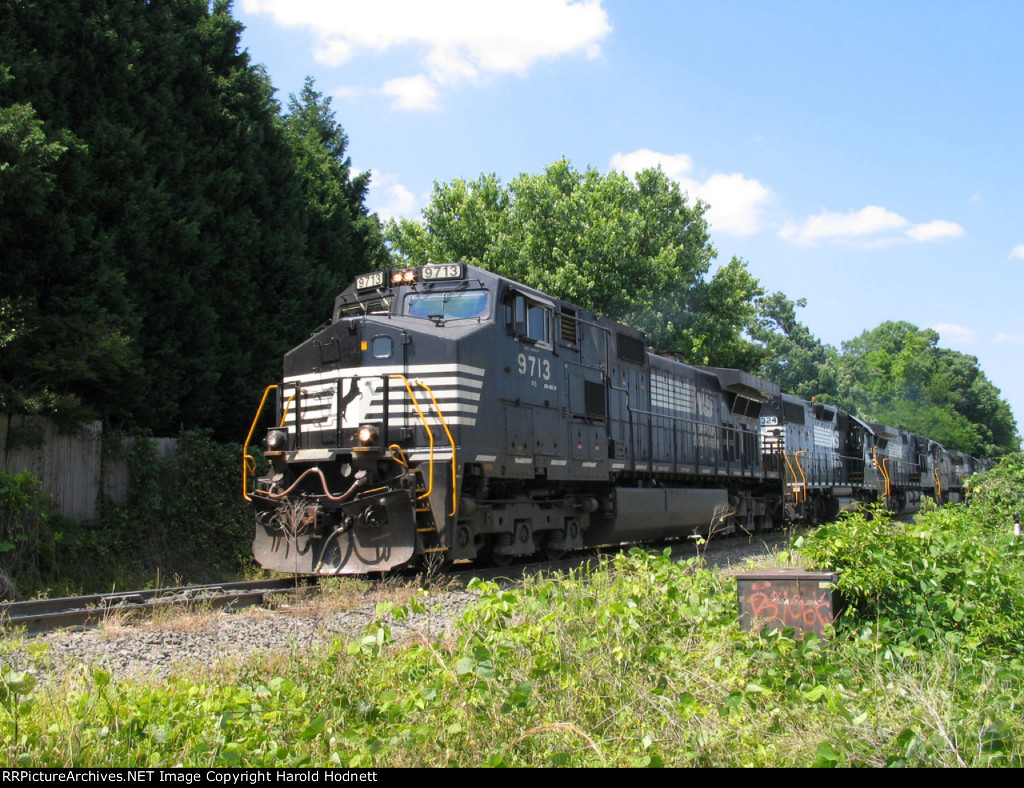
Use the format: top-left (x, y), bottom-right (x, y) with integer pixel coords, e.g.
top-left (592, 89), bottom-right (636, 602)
top-left (0, 578), bottom-right (317, 636)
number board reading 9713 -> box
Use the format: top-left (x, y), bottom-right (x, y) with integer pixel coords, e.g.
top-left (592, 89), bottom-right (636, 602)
top-left (355, 271), bottom-right (385, 290)
top-left (421, 264), bottom-right (464, 281)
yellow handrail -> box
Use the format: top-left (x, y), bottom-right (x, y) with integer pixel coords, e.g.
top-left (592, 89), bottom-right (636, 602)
top-left (934, 466), bottom-right (942, 498)
top-left (781, 450), bottom-right (802, 502)
top-left (389, 444), bottom-right (409, 468)
top-left (794, 450), bottom-right (808, 503)
top-left (389, 375), bottom-right (435, 500)
top-left (416, 380), bottom-right (459, 518)
top-left (873, 447), bottom-right (891, 498)
top-left (243, 384), bottom-right (278, 502)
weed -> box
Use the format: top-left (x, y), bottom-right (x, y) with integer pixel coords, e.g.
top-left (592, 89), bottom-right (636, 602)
top-left (145, 602), bottom-right (218, 634)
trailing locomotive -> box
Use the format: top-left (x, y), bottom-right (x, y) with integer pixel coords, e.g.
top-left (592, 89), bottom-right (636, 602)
top-left (243, 263), bottom-right (989, 574)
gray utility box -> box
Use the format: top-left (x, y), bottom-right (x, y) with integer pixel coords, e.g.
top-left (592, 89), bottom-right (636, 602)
top-left (735, 567), bottom-right (840, 638)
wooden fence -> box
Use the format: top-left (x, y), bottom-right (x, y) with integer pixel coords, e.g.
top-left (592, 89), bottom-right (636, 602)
top-left (0, 415), bottom-right (175, 521)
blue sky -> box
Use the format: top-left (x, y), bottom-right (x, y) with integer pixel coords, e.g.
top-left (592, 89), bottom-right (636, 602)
top-left (235, 0), bottom-right (1023, 437)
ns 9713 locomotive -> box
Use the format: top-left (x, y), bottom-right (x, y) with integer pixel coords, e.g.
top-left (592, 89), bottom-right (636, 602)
top-left (243, 263), bottom-right (988, 575)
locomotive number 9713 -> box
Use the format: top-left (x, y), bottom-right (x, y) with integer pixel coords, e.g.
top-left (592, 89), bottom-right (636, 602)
top-left (244, 263), bottom-right (990, 575)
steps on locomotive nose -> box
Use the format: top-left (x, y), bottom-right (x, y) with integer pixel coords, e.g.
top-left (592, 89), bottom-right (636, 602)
top-left (413, 468), bottom-right (431, 513)
top-left (411, 468), bottom-right (445, 553)
top-left (416, 522), bottom-right (444, 552)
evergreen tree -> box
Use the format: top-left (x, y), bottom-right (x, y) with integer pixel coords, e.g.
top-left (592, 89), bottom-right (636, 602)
top-left (0, 2), bottom-right (383, 439)
top-left (283, 77), bottom-right (387, 320)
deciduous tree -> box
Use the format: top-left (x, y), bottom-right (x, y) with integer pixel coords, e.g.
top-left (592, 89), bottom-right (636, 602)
top-left (387, 160), bottom-right (764, 366)
top-left (835, 322), bottom-right (1017, 455)
top-left (751, 291), bottom-right (839, 402)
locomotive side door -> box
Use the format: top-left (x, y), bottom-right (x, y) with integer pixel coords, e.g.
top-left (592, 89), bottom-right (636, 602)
top-left (565, 311), bottom-right (609, 480)
top-left (500, 289), bottom-right (566, 478)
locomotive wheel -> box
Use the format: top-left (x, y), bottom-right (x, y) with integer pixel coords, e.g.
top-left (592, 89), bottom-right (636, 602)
top-left (486, 543), bottom-right (516, 567)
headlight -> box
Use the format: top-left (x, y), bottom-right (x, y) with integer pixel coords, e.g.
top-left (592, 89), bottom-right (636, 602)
top-left (357, 424), bottom-right (379, 445)
top-left (264, 430), bottom-right (287, 451)
top-left (391, 269), bottom-right (416, 284)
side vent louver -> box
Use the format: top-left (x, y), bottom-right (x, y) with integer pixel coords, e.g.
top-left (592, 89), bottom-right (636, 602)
top-left (560, 308), bottom-right (578, 344)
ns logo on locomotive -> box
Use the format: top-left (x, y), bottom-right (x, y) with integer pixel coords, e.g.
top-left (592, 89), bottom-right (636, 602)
top-left (243, 264), bottom-right (990, 575)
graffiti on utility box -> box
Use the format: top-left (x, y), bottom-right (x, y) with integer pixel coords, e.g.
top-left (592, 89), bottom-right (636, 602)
top-left (736, 568), bottom-right (839, 639)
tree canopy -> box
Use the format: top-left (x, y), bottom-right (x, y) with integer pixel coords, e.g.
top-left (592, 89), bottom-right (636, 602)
top-left (387, 160), bottom-right (765, 368)
top-left (1, 3), bottom-right (1015, 456)
top-left (282, 77), bottom-right (387, 310)
top-left (833, 322), bottom-right (1017, 456)
top-left (749, 291), bottom-right (839, 402)
top-left (0, 0), bottom-right (383, 438)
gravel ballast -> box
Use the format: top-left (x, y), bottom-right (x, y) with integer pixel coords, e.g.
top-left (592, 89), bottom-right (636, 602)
top-left (4, 532), bottom-right (791, 686)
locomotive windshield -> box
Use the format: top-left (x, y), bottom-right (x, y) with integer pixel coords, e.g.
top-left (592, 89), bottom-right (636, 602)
top-left (404, 290), bottom-right (489, 320)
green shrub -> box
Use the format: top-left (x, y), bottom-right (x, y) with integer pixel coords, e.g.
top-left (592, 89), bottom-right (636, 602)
top-left (965, 453), bottom-right (1024, 528)
top-left (801, 468), bottom-right (1024, 655)
top-left (0, 469), bottom-right (53, 595)
top-left (0, 431), bottom-right (258, 596)
top-left (5, 544), bottom-right (1024, 767)
top-left (91, 430), bottom-right (257, 589)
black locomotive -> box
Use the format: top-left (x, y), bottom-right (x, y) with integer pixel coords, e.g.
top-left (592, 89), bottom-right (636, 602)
top-left (244, 263), bottom-right (990, 574)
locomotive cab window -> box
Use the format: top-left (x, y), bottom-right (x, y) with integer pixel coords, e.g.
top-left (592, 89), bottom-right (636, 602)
top-left (371, 336), bottom-right (393, 359)
top-left (403, 288), bottom-right (490, 320)
top-left (505, 292), bottom-right (552, 346)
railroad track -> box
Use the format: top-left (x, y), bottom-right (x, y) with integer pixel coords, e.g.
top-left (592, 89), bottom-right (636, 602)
top-left (0, 578), bottom-right (318, 636)
top-left (2, 529), bottom-right (792, 637)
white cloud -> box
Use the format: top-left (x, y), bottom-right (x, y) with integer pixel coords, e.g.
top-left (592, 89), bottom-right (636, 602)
top-left (382, 75), bottom-right (440, 111)
top-left (1010, 244), bottom-right (1024, 260)
top-left (906, 220), bottom-right (965, 242)
top-left (243, 0), bottom-right (611, 108)
top-left (779, 206), bottom-right (908, 246)
top-left (331, 85), bottom-right (366, 101)
top-left (609, 149), bottom-right (771, 236)
top-left (314, 38), bottom-right (354, 67)
top-left (994, 332), bottom-right (1024, 344)
top-left (369, 172), bottom-right (423, 220)
top-left (930, 322), bottom-right (976, 348)
top-left (779, 206), bottom-right (964, 248)
top-left (427, 46), bottom-right (480, 85)
top-left (698, 172), bottom-right (772, 237)
top-left (610, 149), bottom-right (693, 181)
